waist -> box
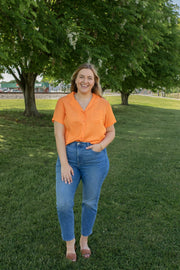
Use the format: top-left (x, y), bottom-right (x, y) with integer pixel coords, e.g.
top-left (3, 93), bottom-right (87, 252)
top-left (67, 141), bottom-right (92, 147)
top-left (65, 141), bottom-right (107, 166)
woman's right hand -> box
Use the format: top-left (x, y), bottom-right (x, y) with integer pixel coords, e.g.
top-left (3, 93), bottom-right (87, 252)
top-left (61, 163), bottom-right (74, 184)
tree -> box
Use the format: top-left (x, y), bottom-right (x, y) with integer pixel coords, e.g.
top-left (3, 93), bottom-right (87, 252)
top-left (0, 1), bottom-right (44, 114)
top-left (95, 0), bottom-right (180, 105)
top-left (0, 0), bottom-right (67, 115)
top-left (123, 0), bottom-right (180, 104)
top-left (0, 0), bottom-right (179, 115)
top-left (143, 17), bottom-right (180, 94)
top-left (48, 0), bottom-right (180, 106)
top-left (0, 0), bottom-right (115, 115)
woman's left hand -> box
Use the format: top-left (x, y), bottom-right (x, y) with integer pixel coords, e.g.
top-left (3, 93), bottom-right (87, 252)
top-left (86, 143), bottom-right (103, 152)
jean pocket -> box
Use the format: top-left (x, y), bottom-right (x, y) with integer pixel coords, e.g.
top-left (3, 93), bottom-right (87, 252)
top-left (91, 149), bottom-right (101, 153)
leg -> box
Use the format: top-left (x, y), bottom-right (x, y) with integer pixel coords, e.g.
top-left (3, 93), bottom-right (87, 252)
top-left (56, 157), bottom-right (81, 241)
top-left (80, 151), bottom-right (109, 237)
top-left (79, 153), bottom-right (109, 258)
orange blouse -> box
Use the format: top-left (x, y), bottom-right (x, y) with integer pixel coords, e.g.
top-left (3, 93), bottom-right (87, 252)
top-left (52, 92), bottom-right (116, 145)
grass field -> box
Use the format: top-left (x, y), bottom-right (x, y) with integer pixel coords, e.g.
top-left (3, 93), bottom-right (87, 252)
top-left (0, 95), bottom-right (180, 270)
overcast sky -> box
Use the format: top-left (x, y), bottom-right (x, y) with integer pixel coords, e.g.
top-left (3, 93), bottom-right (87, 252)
top-left (1, 0), bottom-right (180, 82)
top-left (173, 0), bottom-right (180, 6)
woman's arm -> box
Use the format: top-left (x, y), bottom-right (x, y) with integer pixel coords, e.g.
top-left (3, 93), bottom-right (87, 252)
top-left (86, 124), bottom-right (115, 152)
top-left (54, 121), bottom-right (74, 184)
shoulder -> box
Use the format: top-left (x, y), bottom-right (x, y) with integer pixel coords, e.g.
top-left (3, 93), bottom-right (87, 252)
top-left (94, 95), bottom-right (111, 107)
top-left (56, 92), bottom-right (73, 104)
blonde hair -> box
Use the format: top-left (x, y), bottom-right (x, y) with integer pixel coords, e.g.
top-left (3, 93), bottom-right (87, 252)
top-left (70, 63), bottom-right (102, 96)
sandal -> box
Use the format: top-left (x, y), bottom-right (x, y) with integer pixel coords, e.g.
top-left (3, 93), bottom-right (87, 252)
top-left (66, 252), bottom-right (77, 262)
top-left (66, 244), bottom-right (76, 262)
top-left (80, 248), bottom-right (91, 258)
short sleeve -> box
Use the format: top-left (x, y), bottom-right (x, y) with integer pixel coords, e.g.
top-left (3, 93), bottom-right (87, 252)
top-left (52, 98), bottom-right (65, 124)
top-left (104, 102), bottom-right (116, 128)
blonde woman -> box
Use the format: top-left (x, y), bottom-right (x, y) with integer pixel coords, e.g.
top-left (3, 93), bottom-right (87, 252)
top-left (52, 63), bottom-right (116, 262)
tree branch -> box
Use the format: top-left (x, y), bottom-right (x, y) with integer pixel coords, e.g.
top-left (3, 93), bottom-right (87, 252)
top-left (16, 67), bottom-right (22, 78)
top-left (7, 67), bottom-right (21, 84)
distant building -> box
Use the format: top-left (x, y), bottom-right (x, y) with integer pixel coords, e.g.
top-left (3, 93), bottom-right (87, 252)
top-left (0, 82), bottom-right (49, 92)
top-left (49, 82), bottom-right (71, 92)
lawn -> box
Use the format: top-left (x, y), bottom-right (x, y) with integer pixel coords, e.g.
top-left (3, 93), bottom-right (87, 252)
top-left (0, 95), bottom-right (180, 270)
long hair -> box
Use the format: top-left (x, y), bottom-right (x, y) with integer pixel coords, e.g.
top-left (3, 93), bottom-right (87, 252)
top-left (70, 63), bottom-right (102, 96)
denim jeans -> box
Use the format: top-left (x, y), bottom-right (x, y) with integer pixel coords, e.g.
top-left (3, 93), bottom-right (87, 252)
top-left (56, 142), bottom-right (109, 241)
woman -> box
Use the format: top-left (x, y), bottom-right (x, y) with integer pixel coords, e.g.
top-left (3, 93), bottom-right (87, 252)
top-left (52, 63), bottom-right (116, 262)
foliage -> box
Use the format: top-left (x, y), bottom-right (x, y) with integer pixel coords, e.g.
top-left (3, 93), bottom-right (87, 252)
top-left (0, 0), bottom-right (53, 114)
top-left (0, 0), bottom-right (180, 113)
top-left (95, 0), bottom-right (180, 104)
top-left (141, 8), bottom-right (180, 93)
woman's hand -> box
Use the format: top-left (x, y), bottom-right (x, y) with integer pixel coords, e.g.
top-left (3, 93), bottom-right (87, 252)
top-left (86, 126), bottom-right (115, 153)
top-left (86, 143), bottom-right (103, 152)
top-left (61, 163), bottom-right (74, 184)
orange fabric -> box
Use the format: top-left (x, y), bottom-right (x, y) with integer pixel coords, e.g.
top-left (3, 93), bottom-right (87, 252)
top-left (52, 92), bottom-right (116, 145)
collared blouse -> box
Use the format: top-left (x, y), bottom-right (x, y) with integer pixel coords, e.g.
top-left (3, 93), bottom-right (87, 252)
top-left (52, 92), bottom-right (116, 145)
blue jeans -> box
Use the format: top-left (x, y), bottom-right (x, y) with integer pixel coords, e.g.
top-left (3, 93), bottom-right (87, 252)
top-left (56, 142), bottom-right (109, 241)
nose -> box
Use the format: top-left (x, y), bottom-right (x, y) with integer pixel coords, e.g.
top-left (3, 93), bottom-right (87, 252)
top-left (82, 77), bottom-right (88, 83)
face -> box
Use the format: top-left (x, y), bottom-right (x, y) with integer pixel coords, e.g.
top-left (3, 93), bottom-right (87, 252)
top-left (75, 68), bottom-right (95, 95)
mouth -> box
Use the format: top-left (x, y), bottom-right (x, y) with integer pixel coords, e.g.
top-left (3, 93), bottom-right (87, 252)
top-left (81, 84), bottom-right (89, 88)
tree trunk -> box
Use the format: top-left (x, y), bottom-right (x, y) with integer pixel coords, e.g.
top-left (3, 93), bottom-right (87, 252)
top-left (21, 73), bottom-right (39, 117)
top-left (121, 92), bottom-right (129, 105)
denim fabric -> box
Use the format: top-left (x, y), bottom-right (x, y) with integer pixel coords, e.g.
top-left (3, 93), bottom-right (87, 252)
top-left (56, 142), bottom-right (109, 241)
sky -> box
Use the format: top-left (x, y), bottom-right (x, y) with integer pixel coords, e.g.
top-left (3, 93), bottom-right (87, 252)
top-left (1, 0), bottom-right (180, 83)
top-left (173, 0), bottom-right (180, 6)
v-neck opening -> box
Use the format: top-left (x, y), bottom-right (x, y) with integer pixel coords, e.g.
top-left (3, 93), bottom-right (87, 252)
top-left (73, 92), bottom-right (95, 112)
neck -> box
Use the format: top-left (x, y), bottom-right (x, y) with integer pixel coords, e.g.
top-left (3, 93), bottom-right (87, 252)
top-left (75, 92), bottom-right (92, 100)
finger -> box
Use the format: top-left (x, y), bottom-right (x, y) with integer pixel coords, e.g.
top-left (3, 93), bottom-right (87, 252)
top-left (86, 146), bottom-right (93, 149)
top-left (61, 173), bottom-right (65, 181)
top-left (68, 176), bottom-right (72, 184)
top-left (66, 172), bottom-right (72, 183)
top-left (70, 167), bottom-right (74, 176)
top-left (62, 176), bottom-right (67, 184)
top-left (63, 178), bottom-right (67, 184)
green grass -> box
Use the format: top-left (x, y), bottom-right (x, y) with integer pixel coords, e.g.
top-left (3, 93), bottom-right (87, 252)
top-left (0, 96), bottom-right (180, 270)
